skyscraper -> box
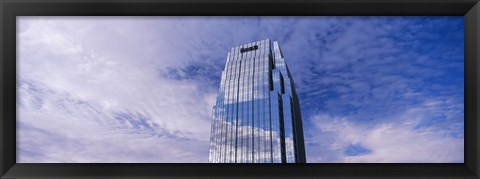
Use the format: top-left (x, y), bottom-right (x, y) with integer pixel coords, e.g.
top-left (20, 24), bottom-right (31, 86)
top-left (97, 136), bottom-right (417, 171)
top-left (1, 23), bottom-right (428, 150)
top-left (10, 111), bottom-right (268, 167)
top-left (208, 39), bottom-right (306, 163)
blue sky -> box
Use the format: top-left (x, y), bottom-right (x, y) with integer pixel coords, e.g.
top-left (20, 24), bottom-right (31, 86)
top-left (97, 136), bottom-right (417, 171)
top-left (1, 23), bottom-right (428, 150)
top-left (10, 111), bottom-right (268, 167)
top-left (17, 16), bottom-right (464, 163)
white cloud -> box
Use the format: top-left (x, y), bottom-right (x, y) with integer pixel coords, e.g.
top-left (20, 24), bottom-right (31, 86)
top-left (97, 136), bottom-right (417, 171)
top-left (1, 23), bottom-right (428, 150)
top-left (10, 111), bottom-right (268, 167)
top-left (307, 98), bottom-right (464, 163)
top-left (17, 17), bottom-right (223, 163)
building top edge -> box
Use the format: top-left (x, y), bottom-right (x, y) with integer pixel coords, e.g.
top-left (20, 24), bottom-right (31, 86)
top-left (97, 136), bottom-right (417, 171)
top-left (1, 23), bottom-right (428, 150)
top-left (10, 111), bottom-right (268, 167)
top-left (230, 39), bottom-right (274, 49)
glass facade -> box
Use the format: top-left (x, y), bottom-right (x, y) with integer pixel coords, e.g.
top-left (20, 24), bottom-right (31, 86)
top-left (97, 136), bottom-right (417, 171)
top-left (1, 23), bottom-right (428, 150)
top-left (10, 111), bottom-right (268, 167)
top-left (209, 39), bottom-right (306, 163)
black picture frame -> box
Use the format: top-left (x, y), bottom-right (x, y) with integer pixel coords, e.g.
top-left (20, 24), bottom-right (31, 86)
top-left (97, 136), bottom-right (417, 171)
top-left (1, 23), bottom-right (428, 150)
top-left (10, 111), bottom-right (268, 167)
top-left (1, 0), bottom-right (479, 178)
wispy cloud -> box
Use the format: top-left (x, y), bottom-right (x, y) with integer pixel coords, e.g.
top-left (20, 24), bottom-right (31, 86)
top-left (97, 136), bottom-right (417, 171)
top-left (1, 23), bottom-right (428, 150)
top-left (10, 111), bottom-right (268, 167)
top-left (296, 17), bottom-right (464, 163)
top-left (306, 96), bottom-right (464, 163)
top-left (17, 17), bottom-right (219, 162)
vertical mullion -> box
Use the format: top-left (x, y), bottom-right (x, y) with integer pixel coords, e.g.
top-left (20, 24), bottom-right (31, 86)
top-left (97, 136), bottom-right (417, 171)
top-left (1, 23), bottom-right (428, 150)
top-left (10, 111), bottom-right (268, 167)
top-left (242, 50), bottom-right (248, 163)
top-left (230, 51), bottom-right (240, 163)
top-left (246, 43), bottom-right (252, 163)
